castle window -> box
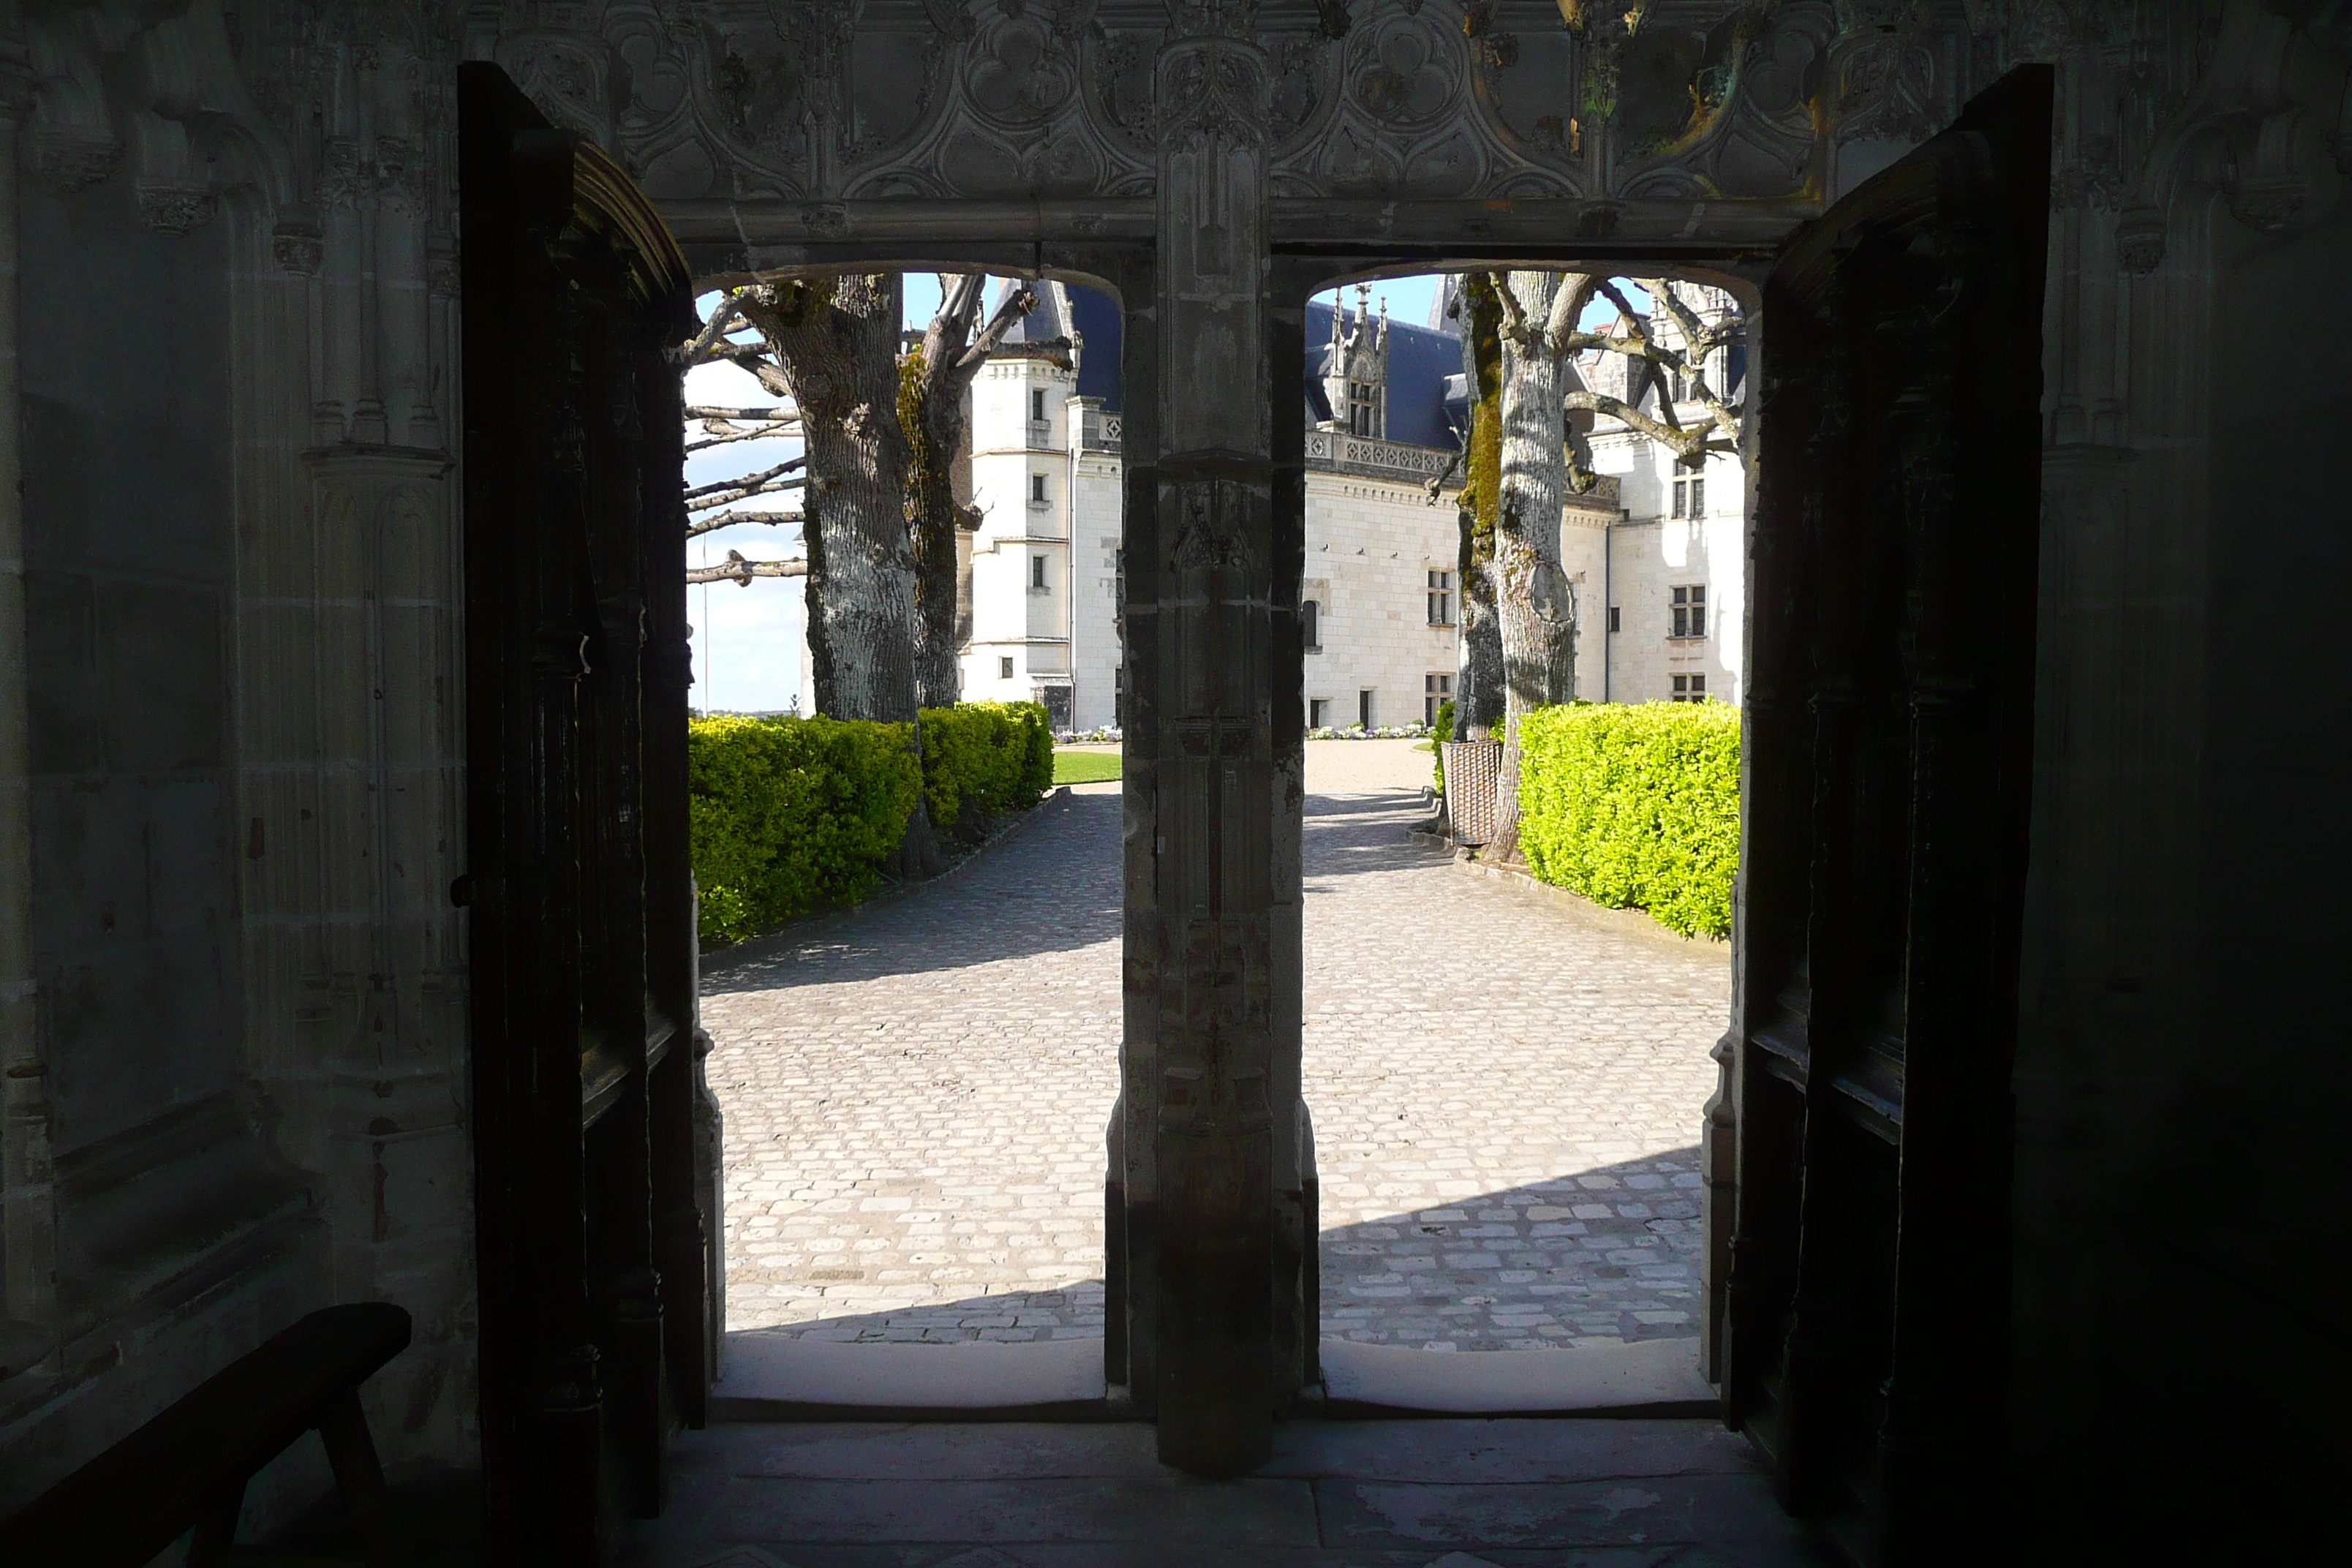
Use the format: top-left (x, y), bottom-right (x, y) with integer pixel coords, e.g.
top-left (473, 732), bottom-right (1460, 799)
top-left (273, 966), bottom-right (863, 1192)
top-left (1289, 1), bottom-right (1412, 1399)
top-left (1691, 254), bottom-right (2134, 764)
top-left (1030, 472), bottom-right (1049, 505)
top-left (1031, 388), bottom-right (1047, 422)
top-left (1000, 656), bottom-right (1015, 679)
top-left (1301, 599), bottom-right (1322, 653)
top-left (1310, 698), bottom-right (1330, 728)
top-left (1672, 673), bottom-right (1708, 702)
top-left (1359, 690), bottom-right (1376, 729)
top-left (1671, 456), bottom-right (1705, 519)
top-left (1031, 552), bottom-right (1049, 589)
top-left (1671, 584), bottom-right (1707, 639)
top-left (1347, 380), bottom-right (1382, 438)
top-left (1427, 570), bottom-right (1453, 626)
top-left (1425, 672), bottom-right (1452, 726)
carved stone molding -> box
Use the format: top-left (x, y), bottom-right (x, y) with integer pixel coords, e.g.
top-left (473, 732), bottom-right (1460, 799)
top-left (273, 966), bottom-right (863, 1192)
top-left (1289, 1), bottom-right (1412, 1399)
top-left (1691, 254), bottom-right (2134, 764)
top-left (28, 127), bottom-right (118, 192)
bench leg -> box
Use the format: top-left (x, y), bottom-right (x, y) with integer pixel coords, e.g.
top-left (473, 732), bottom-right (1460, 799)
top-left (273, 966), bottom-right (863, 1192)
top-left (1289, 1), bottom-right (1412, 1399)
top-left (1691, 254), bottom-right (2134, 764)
top-left (186, 1479), bottom-right (246, 1566)
top-left (316, 1389), bottom-right (401, 1568)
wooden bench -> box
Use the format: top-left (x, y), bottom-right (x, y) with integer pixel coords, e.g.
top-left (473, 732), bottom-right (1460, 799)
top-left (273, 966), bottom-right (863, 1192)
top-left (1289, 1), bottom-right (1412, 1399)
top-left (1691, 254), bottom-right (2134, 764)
top-left (0, 1302), bottom-right (412, 1568)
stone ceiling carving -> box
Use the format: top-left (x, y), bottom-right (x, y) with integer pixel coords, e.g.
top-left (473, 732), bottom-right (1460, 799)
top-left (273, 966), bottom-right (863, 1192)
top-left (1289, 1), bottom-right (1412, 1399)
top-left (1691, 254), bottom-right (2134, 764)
top-left (12, 2), bottom-right (2345, 285)
top-left (470, 0), bottom-right (1978, 208)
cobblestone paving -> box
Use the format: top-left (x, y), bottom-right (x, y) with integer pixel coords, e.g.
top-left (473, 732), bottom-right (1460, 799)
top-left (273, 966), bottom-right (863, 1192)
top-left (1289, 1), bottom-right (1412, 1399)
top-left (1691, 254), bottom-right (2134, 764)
top-left (703, 742), bottom-right (1730, 1351)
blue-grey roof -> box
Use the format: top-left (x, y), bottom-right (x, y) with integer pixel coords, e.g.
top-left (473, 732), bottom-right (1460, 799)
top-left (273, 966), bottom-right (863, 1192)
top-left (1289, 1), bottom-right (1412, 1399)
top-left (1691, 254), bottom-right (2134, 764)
top-left (1304, 300), bottom-right (1465, 451)
top-left (999, 283), bottom-right (1469, 448)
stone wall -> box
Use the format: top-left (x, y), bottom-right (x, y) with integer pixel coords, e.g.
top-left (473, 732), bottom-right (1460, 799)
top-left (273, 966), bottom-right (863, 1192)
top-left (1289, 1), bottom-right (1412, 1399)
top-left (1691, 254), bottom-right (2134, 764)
top-left (0, 0), bottom-right (474, 1531)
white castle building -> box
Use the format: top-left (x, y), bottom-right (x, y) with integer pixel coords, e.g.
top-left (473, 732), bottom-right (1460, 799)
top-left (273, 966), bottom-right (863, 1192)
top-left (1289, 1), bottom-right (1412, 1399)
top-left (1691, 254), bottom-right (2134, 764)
top-left (942, 279), bottom-right (1748, 731)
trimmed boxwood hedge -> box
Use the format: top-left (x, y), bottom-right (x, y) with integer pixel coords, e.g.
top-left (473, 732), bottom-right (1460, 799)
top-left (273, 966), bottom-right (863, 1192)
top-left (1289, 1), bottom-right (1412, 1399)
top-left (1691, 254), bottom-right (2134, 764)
top-left (687, 701), bottom-right (1054, 945)
top-left (1516, 700), bottom-right (1741, 938)
top-left (918, 700), bottom-right (1054, 839)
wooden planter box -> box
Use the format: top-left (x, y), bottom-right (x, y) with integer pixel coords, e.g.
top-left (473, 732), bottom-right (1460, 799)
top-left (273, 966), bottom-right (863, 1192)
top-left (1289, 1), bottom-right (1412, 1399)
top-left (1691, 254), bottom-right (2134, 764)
top-left (1440, 739), bottom-right (1501, 845)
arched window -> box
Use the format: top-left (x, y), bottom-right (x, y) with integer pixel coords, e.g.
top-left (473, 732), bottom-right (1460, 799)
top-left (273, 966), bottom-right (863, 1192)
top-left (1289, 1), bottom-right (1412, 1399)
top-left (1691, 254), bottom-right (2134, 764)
top-left (1301, 599), bottom-right (1322, 652)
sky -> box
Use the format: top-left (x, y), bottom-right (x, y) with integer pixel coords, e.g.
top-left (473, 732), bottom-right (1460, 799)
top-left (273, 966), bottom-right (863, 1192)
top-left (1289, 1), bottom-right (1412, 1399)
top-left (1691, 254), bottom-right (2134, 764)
top-left (685, 272), bottom-right (1639, 715)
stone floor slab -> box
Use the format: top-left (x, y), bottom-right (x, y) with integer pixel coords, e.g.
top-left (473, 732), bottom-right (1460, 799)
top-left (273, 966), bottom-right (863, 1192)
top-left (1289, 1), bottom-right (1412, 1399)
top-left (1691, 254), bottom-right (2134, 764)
top-left (623, 1419), bottom-right (1825, 1568)
top-left (647, 1472), bottom-right (1322, 1548)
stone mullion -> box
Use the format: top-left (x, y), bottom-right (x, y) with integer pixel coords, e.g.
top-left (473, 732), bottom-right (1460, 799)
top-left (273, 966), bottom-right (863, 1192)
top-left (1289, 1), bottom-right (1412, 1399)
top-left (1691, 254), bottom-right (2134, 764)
top-left (1146, 31), bottom-right (1281, 1477)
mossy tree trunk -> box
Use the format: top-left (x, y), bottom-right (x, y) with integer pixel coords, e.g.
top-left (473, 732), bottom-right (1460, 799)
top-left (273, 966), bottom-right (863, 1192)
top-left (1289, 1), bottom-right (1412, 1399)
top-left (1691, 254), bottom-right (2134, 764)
top-left (1453, 274), bottom-right (1505, 745)
top-left (899, 276), bottom-right (1038, 711)
top-left (740, 274), bottom-right (944, 878)
top-left (1485, 269), bottom-right (1594, 867)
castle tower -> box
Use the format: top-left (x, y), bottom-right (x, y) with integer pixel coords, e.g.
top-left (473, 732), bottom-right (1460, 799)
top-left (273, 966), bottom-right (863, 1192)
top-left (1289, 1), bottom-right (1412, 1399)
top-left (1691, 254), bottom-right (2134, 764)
top-left (1320, 282), bottom-right (1391, 439)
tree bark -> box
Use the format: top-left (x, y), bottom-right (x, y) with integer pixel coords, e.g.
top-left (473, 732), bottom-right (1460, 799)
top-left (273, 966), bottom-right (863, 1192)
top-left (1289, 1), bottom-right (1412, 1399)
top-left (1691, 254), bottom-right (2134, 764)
top-left (740, 274), bottom-right (944, 878)
top-left (1453, 274), bottom-right (1504, 742)
top-left (1485, 271), bottom-right (1583, 867)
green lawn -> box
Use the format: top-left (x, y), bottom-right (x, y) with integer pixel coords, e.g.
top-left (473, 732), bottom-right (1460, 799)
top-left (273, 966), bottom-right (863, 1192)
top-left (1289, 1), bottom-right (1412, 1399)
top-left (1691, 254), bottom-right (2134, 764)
top-left (1053, 748), bottom-right (1123, 785)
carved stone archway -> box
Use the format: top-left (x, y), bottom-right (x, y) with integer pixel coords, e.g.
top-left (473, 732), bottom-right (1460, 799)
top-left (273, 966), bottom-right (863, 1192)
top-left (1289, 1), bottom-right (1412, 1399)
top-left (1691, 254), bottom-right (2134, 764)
top-left (468, 0), bottom-right (2009, 1476)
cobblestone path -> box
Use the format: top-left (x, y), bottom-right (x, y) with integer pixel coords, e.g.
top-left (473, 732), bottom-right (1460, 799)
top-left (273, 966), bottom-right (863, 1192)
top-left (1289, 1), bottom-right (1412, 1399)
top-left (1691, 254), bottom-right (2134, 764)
top-left (704, 741), bottom-right (1730, 1352)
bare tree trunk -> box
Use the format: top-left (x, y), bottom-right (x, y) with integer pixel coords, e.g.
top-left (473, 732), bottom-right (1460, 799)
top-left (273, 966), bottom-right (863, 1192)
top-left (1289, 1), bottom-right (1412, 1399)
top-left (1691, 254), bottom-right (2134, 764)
top-left (900, 276), bottom-right (1038, 710)
top-left (1485, 271), bottom-right (1580, 867)
top-left (741, 274), bottom-right (945, 878)
top-left (1454, 274), bottom-right (1504, 742)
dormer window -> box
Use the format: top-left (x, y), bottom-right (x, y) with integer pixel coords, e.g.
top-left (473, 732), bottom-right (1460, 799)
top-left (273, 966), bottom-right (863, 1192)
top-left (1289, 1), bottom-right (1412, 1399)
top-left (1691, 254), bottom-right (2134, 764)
top-left (1346, 380), bottom-right (1383, 438)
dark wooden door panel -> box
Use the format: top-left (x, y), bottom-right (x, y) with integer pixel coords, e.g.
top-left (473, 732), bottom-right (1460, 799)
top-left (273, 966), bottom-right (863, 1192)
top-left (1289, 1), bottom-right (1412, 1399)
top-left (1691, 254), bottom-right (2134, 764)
top-left (1726, 66), bottom-right (2051, 1567)
top-left (459, 64), bottom-right (706, 1560)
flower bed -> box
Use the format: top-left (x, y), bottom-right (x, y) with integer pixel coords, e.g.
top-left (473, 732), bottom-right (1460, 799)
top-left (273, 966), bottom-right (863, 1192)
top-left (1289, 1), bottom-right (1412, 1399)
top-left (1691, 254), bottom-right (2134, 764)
top-left (1308, 723), bottom-right (1434, 740)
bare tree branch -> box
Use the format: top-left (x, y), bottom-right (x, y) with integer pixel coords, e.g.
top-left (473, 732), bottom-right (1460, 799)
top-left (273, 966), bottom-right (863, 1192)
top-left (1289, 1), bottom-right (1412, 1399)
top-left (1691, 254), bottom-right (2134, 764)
top-left (687, 404), bottom-right (797, 422)
top-left (957, 278), bottom-right (1039, 369)
top-left (1488, 272), bottom-right (1532, 346)
top-left (688, 549), bottom-right (807, 586)
top-left (1561, 391), bottom-right (1735, 460)
top-left (685, 422), bottom-right (802, 454)
top-left (1540, 272), bottom-right (1600, 348)
top-left (687, 508), bottom-right (803, 539)
top-left (686, 458), bottom-right (805, 505)
top-left (673, 290), bottom-right (750, 366)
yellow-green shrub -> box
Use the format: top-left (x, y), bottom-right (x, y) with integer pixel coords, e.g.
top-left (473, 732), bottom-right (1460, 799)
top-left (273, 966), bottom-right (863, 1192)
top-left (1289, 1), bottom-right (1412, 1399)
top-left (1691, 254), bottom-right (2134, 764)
top-left (1517, 701), bottom-right (1740, 938)
top-left (918, 700), bottom-right (1054, 837)
top-left (687, 715), bottom-right (921, 943)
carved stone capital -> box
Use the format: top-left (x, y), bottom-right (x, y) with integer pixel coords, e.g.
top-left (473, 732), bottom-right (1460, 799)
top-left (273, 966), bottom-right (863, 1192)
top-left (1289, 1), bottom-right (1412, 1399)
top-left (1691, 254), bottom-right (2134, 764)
top-left (272, 225), bottom-right (324, 276)
top-left (135, 181), bottom-right (219, 235)
top-left (2113, 206), bottom-right (2166, 274)
top-left (2227, 175), bottom-right (2305, 233)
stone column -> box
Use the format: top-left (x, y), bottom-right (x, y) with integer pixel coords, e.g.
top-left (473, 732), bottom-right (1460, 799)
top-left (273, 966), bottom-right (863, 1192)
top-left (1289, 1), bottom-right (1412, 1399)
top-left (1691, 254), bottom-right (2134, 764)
top-left (0, 45), bottom-right (57, 1366)
top-left (1143, 23), bottom-right (1281, 1476)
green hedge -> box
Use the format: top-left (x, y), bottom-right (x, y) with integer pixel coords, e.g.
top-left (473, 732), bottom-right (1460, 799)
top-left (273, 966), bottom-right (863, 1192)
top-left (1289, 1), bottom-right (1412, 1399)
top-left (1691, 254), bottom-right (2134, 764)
top-left (688, 701), bottom-right (1055, 945)
top-left (1516, 701), bottom-right (1741, 938)
top-left (688, 715), bottom-right (923, 944)
top-left (918, 700), bottom-right (1054, 838)
top-left (1431, 697), bottom-right (1455, 794)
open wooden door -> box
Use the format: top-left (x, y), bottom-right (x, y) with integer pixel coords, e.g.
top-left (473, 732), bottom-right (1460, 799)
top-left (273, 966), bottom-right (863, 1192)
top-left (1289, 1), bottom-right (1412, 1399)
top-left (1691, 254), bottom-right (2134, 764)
top-left (1724, 67), bottom-right (2051, 1567)
top-left (459, 65), bottom-right (710, 1558)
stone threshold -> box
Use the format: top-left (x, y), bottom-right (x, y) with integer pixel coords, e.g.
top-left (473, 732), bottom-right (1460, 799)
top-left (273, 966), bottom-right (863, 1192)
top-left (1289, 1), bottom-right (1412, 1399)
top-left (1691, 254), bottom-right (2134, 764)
top-left (701, 785), bottom-right (1073, 972)
top-left (709, 1333), bottom-right (1715, 1425)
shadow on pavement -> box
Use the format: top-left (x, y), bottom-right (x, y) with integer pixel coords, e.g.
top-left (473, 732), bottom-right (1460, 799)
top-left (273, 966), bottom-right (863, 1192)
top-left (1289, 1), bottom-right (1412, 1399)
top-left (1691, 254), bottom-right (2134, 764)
top-left (727, 1147), bottom-right (1703, 1354)
top-left (701, 781), bottom-right (1458, 992)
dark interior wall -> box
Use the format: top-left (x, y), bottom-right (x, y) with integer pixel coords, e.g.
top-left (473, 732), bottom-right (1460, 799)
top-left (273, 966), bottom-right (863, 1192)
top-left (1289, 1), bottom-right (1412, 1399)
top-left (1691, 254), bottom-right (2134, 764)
top-left (2181, 197), bottom-right (2352, 1488)
top-left (23, 177), bottom-right (237, 1148)
top-left (5, 173), bottom-right (312, 1509)
top-left (2010, 65), bottom-right (2352, 1533)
